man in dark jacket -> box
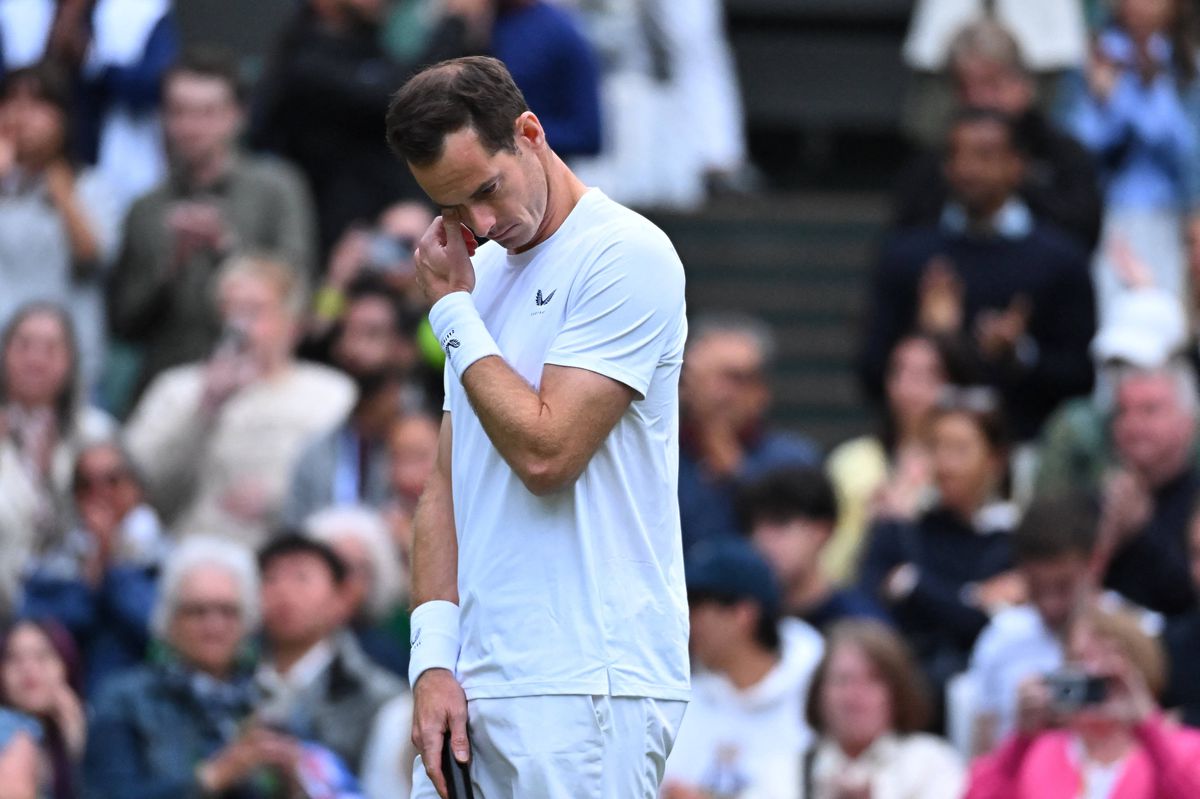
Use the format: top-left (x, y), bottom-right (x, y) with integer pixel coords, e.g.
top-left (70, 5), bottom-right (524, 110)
top-left (861, 109), bottom-right (1096, 441)
top-left (256, 533), bottom-right (403, 776)
top-left (892, 18), bottom-right (1102, 253)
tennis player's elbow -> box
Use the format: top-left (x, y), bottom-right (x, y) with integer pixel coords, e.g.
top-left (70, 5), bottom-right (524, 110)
top-left (515, 453), bottom-right (580, 497)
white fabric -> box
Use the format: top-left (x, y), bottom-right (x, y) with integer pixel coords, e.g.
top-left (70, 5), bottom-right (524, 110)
top-left (663, 619), bottom-right (824, 797)
top-left (125, 362), bottom-right (356, 545)
top-left (443, 188), bottom-right (689, 702)
top-left (428, 292), bottom-right (503, 378)
top-left (744, 734), bottom-right (965, 799)
top-left (410, 695), bottom-right (687, 799)
top-left (361, 692), bottom-right (414, 799)
top-left (0, 0), bottom-right (53, 69)
top-left (86, 0), bottom-right (169, 66)
top-left (1070, 737), bottom-right (1130, 799)
top-left (1092, 209), bottom-right (1187, 327)
top-left (903, 0), bottom-right (1088, 71)
top-left (408, 600), bottom-right (462, 687)
top-left (967, 604), bottom-right (1064, 742)
top-left (85, 0), bottom-right (171, 211)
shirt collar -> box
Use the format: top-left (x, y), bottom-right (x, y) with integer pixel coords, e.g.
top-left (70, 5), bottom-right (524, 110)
top-left (940, 198), bottom-right (1033, 240)
top-left (259, 637), bottom-right (336, 692)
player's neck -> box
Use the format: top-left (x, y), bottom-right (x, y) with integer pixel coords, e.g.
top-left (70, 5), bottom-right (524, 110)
top-left (512, 153), bottom-right (588, 255)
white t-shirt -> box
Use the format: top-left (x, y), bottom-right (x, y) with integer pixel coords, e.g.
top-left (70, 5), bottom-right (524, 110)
top-left (664, 619), bottom-right (824, 796)
top-left (445, 188), bottom-right (690, 701)
top-left (968, 604), bottom-right (1064, 741)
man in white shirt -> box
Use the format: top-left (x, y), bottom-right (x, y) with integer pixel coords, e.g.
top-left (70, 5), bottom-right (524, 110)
top-left (384, 56), bottom-right (690, 798)
top-left (662, 538), bottom-right (823, 799)
top-left (967, 493), bottom-right (1097, 753)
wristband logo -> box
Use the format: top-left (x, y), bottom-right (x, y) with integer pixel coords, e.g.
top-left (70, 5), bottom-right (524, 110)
top-left (440, 329), bottom-right (461, 353)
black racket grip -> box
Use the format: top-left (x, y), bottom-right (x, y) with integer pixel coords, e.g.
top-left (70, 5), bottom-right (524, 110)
top-left (441, 734), bottom-right (474, 799)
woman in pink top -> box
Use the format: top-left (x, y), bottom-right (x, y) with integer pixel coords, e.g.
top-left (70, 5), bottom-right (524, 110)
top-left (966, 606), bottom-right (1200, 799)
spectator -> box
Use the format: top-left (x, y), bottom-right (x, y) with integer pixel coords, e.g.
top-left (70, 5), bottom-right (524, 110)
top-left (738, 467), bottom-right (889, 631)
top-left (21, 441), bottom-right (164, 693)
top-left (0, 708), bottom-right (39, 799)
top-left (303, 506), bottom-right (407, 677)
top-left (749, 620), bottom-right (965, 799)
top-left (662, 538), bottom-right (824, 799)
top-left (1037, 286), bottom-right (1190, 497)
top-left (1061, 0), bottom-right (1198, 315)
top-left (381, 409), bottom-right (440, 566)
top-left (250, 0), bottom-right (489, 254)
top-left (893, 18), bottom-right (1103, 251)
top-left (0, 62), bottom-right (120, 388)
top-left (255, 533), bottom-right (403, 778)
top-left (78, 0), bottom-right (180, 210)
top-left (861, 108), bottom-right (1096, 441)
top-left (968, 493), bottom-right (1099, 754)
top-left (125, 255), bottom-right (356, 546)
top-left (306, 201), bottom-right (435, 350)
top-left (84, 536), bottom-right (300, 799)
top-left (680, 313), bottom-right (821, 551)
top-left (1092, 362), bottom-right (1200, 616)
top-left (0, 304), bottom-right (114, 612)
top-left (283, 277), bottom-right (422, 526)
top-left (827, 332), bottom-right (965, 584)
top-left (966, 607), bottom-right (1200, 799)
top-left (1162, 500), bottom-right (1200, 727)
top-left (108, 46), bottom-right (316, 403)
top-left (491, 0), bottom-right (601, 159)
top-left (858, 388), bottom-right (1021, 719)
top-left (0, 619), bottom-right (84, 799)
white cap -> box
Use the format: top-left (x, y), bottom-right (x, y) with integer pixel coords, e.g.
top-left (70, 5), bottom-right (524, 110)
top-left (1091, 288), bottom-right (1188, 368)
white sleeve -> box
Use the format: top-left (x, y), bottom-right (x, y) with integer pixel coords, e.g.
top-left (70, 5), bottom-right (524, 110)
top-left (360, 692), bottom-right (414, 799)
top-left (543, 231), bottom-right (685, 398)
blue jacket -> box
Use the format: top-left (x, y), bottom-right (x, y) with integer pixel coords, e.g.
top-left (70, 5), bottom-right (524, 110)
top-left (83, 663), bottom-right (261, 799)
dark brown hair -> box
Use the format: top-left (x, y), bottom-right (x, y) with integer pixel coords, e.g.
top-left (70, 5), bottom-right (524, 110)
top-left (385, 56), bottom-right (529, 167)
top-left (163, 45), bottom-right (244, 104)
top-left (805, 620), bottom-right (932, 735)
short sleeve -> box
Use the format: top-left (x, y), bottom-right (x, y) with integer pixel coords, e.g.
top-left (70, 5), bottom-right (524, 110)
top-left (543, 231), bottom-right (685, 398)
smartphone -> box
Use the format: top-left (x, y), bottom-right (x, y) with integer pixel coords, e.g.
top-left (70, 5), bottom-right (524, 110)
top-left (441, 735), bottom-right (474, 799)
top-left (366, 233), bottom-right (417, 274)
top-left (1045, 670), bottom-right (1108, 712)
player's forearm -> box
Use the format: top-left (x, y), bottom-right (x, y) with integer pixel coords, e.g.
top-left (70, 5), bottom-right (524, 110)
top-left (410, 468), bottom-right (459, 606)
top-left (461, 357), bottom-right (579, 495)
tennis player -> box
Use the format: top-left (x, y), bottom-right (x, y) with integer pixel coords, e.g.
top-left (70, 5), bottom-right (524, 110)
top-left (385, 56), bottom-right (690, 798)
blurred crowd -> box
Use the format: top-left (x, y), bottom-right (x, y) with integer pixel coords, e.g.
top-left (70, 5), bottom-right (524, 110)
top-left (0, 0), bottom-right (1198, 798)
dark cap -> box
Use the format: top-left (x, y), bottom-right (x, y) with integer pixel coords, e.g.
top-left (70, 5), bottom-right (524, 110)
top-left (685, 537), bottom-right (781, 616)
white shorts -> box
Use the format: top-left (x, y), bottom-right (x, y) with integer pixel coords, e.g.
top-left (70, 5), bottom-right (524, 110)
top-left (411, 695), bottom-right (687, 799)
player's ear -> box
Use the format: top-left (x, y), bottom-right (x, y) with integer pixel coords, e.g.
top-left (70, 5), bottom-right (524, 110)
top-left (514, 111), bottom-right (545, 151)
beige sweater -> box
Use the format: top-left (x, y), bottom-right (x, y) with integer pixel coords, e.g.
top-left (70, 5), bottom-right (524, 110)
top-left (125, 362), bottom-right (355, 545)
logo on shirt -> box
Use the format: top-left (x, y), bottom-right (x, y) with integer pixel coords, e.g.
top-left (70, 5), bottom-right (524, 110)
top-left (440, 329), bottom-right (460, 353)
top-left (535, 289), bottom-right (556, 307)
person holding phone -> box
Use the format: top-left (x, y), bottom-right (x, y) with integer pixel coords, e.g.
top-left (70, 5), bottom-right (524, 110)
top-left (386, 56), bottom-right (690, 799)
top-left (965, 606), bottom-right (1200, 799)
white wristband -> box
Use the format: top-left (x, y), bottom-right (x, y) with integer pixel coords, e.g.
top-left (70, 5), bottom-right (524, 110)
top-left (429, 291), bottom-right (501, 378)
top-left (408, 600), bottom-right (462, 687)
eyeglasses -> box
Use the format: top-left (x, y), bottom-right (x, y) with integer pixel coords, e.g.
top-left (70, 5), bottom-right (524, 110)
top-left (74, 469), bottom-right (132, 493)
top-left (175, 601), bottom-right (242, 621)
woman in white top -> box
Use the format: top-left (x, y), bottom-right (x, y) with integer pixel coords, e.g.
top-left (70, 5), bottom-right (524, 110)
top-left (751, 620), bottom-right (965, 799)
top-left (0, 303), bottom-right (114, 611)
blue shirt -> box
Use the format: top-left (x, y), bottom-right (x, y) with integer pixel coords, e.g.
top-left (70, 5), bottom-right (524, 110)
top-left (492, 2), bottom-right (602, 158)
top-left (1061, 29), bottom-right (1198, 212)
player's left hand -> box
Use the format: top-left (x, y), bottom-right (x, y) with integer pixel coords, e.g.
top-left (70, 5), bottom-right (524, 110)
top-left (414, 209), bottom-right (478, 304)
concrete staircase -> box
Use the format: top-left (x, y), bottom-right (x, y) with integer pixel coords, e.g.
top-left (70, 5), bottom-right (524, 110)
top-left (648, 192), bottom-right (890, 450)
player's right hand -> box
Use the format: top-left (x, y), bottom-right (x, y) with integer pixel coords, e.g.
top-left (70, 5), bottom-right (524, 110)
top-left (413, 667), bottom-right (469, 799)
